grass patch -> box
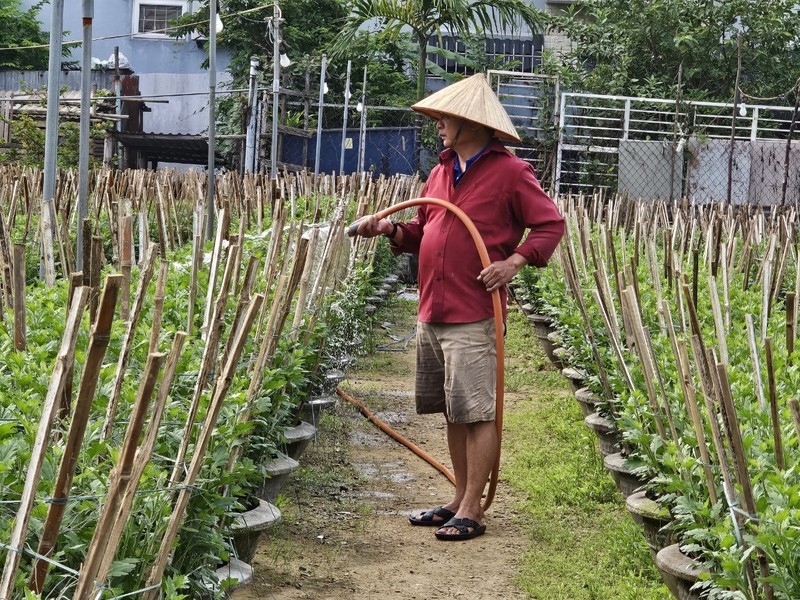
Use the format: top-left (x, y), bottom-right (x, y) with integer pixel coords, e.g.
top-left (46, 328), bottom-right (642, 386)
top-left (501, 310), bottom-right (670, 600)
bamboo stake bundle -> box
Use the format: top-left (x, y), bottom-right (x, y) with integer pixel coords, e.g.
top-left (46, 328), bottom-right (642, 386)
top-left (662, 301), bottom-right (718, 503)
top-left (714, 360), bottom-right (774, 600)
top-left (29, 275), bottom-right (121, 593)
top-left (687, 337), bottom-right (759, 600)
top-left (558, 227), bottom-right (614, 402)
top-left (620, 287), bottom-right (669, 440)
top-left (0, 287), bottom-right (89, 598)
top-left (102, 246), bottom-right (158, 440)
top-left (72, 351), bottom-right (167, 600)
top-left (142, 294), bottom-right (264, 600)
top-left (169, 245), bottom-right (239, 486)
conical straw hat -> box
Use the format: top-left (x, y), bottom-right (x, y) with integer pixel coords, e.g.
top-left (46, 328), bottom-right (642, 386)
top-left (411, 73), bottom-right (521, 143)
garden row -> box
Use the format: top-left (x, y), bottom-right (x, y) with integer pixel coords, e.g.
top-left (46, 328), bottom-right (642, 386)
top-left (513, 196), bottom-right (800, 600)
top-left (0, 166), bottom-right (420, 599)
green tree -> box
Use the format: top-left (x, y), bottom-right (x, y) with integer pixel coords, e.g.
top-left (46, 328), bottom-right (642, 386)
top-left (546, 0), bottom-right (800, 102)
top-left (0, 0), bottom-right (49, 70)
top-left (331, 0), bottom-right (544, 100)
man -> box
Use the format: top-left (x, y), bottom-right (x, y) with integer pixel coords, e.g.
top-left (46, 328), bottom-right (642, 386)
top-left (355, 73), bottom-right (564, 541)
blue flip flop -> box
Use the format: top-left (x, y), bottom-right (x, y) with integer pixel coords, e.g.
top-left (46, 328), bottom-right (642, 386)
top-left (434, 517), bottom-right (487, 541)
top-left (408, 506), bottom-right (456, 527)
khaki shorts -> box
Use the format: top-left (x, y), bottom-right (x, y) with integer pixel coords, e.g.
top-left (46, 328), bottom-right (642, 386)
top-left (415, 319), bottom-right (497, 424)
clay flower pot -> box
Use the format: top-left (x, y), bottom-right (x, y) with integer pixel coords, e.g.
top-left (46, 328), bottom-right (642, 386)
top-left (300, 394), bottom-right (337, 426)
top-left (527, 313), bottom-right (555, 339)
top-left (584, 412), bottom-right (622, 455)
top-left (603, 452), bottom-right (648, 498)
top-left (215, 556), bottom-right (253, 592)
top-left (254, 455), bottom-right (300, 503)
top-left (626, 491), bottom-right (675, 560)
top-left (552, 346), bottom-right (568, 369)
top-left (281, 420), bottom-right (317, 461)
top-left (230, 498), bottom-right (282, 564)
top-left (655, 543), bottom-right (709, 600)
top-left (574, 386), bottom-right (599, 417)
top-left (561, 367), bottom-right (586, 393)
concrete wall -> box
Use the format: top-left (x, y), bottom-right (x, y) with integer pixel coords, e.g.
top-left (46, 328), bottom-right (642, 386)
top-left (19, 0), bottom-right (231, 136)
top-left (21, 0), bottom-right (230, 75)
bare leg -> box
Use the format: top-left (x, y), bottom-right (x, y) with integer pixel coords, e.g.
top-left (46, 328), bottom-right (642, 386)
top-left (437, 419), bottom-right (497, 535)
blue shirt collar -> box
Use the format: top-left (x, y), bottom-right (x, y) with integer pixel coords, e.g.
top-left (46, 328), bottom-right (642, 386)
top-left (453, 143), bottom-right (491, 186)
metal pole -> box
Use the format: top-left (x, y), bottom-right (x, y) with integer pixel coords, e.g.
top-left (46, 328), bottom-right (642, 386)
top-left (339, 59), bottom-right (351, 175)
top-left (314, 54), bottom-right (326, 175)
top-left (77, 0), bottom-right (93, 272)
top-left (270, 3), bottom-right (282, 180)
top-left (244, 55), bottom-right (260, 174)
top-left (40, 0), bottom-right (65, 286)
top-left (357, 65), bottom-right (367, 173)
top-left (206, 0), bottom-right (218, 240)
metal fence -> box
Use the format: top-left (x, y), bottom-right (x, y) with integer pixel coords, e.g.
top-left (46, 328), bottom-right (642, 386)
top-left (554, 92), bottom-right (800, 205)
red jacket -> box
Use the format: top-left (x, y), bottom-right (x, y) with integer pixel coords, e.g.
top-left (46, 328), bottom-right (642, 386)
top-left (393, 141), bottom-right (564, 323)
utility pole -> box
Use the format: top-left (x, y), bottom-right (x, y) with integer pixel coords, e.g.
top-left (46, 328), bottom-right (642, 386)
top-left (339, 60), bottom-right (351, 175)
top-left (206, 0), bottom-right (222, 240)
top-left (314, 54), bottom-right (326, 175)
top-left (270, 3), bottom-right (282, 180)
top-left (244, 56), bottom-right (260, 174)
top-left (39, 0), bottom-right (65, 287)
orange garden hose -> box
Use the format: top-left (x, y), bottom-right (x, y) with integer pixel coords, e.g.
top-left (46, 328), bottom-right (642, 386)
top-left (347, 197), bottom-right (504, 512)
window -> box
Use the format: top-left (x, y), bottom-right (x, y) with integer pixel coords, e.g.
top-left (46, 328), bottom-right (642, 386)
top-left (133, 1), bottom-right (186, 37)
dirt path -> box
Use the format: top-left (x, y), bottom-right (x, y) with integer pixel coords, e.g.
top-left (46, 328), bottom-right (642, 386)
top-left (232, 295), bottom-right (530, 600)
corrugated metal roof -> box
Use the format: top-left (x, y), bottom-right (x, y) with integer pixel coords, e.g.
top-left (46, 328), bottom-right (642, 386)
top-left (114, 132), bottom-right (225, 166)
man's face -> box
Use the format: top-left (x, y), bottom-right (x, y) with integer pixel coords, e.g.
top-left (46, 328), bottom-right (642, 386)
top-left (436, 115), bottom-right (463, 149)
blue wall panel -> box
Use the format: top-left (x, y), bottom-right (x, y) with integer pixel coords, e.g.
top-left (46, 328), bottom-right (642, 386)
top-left (283, 127), bottom-right (418, 176)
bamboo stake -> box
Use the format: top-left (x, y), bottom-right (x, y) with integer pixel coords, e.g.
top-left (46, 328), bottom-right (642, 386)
top-left (89, 235), bottom-right (103, 322)
top-left (218, 255), bottom-right (260, 372)
top-left (148, 260), bottom-right (170, 354)
top-left (30, 275), bottom-right (122, 593)
top-left (764, 338), bottom-right (784, 470)
top-left (201, 207), bottom-right (228, 341)
top-left (789, 398), bottom-right (800, 441)
top-left (787, 292), bottom-right (796, 360)
top-left (102, 246), bottom-right (158, 440)
top-left (12, 243), bottom-right (25, 351)
top-left (120, 215), bottom-right (132, 320)
top-left (291, 227), bottom-right (319, 338)
top-left (0, 287), bottom-right (89, 599)
top-left (0, 209), bottom-right (12, 307)
top-left (142, 294), bottom-right (264, 600)
top-left (72, 351), bottom-right (166, 600)
top-left (707, 275), bottom-right (728, 363)
top-left (745, 314), bottom-right (767, 411)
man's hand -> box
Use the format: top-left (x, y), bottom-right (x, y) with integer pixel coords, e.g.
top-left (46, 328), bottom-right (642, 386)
top-left (355, 215), bottom-right (394, 238)
top-left (478, 253), bottom-right (528, 292)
